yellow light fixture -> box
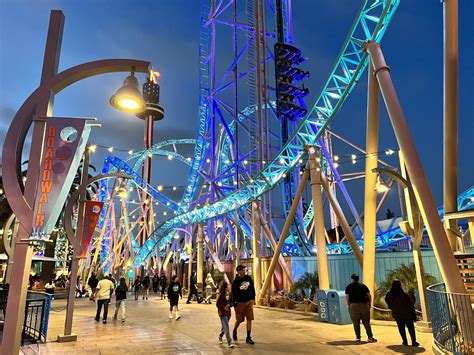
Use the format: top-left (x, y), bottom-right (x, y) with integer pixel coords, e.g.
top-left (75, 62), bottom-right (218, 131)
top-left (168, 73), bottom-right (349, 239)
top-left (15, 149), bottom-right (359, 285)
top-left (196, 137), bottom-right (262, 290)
top-left (375, 175), bottom-right (389, 193)
top-left (116, 181), bottom-right (129, 199)
top-left (157, 185), bottom-right (163, 191)
top-left (109, 72), bottom-right (146, 113)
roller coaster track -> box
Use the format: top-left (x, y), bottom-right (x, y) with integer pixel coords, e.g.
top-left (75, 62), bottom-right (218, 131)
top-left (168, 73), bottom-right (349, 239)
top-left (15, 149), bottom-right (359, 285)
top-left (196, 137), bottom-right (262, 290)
top-left (130, 0), bottom-right (401, 266)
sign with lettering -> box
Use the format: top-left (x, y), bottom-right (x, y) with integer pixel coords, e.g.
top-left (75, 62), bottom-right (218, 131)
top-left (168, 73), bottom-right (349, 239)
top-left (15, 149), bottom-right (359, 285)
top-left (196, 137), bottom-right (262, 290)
top-left (79, 201), bottom-right (104, 258)
top-left (31, 117), bottom-right (92, 239)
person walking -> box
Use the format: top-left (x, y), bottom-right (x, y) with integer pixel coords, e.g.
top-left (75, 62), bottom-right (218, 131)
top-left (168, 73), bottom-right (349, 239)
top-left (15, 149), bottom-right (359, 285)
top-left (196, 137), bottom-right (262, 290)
top-left (152, 273), bottom-right (159, 294)
top-left (88, 272), bottom-right (99, 301)
top-left (205, 273), bottom-right (217, 304)
top-left (159, 273), bottom-right (167, 300)
top-left (142, 274), bottom-right (151, 300)
top-left (231, 265), bottom-right (255, 345)
top-left (385, 280), bottom-right (419, 347)
top-left (216, 280), bottom-right (234, 348)
top-left (186, 272), bottom-right (199, 304)
top-left (132, 276), bottom-right (141, 300)
top-left (168, 275), bottom-right (182, 320)
top-left (113, 277), bottom-right (128, 323)
top-left (93, 274), bottom-right (115, 324)
top-left (345, 274), bottom-right (377, 342)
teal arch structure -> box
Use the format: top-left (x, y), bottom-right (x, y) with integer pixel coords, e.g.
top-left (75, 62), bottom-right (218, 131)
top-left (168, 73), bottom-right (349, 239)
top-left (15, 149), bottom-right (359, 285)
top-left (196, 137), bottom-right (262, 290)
top-left (132, 0), bottom-right (401, 266)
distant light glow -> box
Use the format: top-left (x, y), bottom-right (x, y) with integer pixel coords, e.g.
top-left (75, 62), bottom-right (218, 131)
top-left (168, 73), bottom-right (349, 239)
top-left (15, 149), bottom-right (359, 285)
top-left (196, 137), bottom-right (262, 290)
top-left (158, 185), bottom-right (163, 191)
top-left (108, 147), bottom-right (114, 153)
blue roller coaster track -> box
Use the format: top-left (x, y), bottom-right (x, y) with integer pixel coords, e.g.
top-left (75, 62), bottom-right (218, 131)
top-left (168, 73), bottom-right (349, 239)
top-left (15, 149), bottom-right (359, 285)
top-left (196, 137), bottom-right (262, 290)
top-left (128, 0), bottom-right (401, 266)
top-left (97, 0), bottom-right (473, 270)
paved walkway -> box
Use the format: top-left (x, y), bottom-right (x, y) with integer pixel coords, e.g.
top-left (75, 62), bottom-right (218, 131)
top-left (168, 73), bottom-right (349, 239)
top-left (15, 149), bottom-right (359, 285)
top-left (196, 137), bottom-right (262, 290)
top-left (25, 293), bottom-right (433, 354)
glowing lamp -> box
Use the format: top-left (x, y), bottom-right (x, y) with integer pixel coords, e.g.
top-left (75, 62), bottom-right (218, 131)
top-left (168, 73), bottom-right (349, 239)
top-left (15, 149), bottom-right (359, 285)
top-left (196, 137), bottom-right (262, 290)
top-left (116, 181), bottom-right (129, 199)
top-left (375, 175), bottom-right (389, 194)
top-left (109, 72), bottom-right (146, 113)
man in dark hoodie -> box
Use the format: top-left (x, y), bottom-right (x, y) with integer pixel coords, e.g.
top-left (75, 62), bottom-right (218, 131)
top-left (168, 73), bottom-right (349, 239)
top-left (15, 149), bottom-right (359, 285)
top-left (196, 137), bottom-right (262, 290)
top-left (231, 265), bottom-right (255, 345)
top-left (167, 275), bottom-right (182, 320)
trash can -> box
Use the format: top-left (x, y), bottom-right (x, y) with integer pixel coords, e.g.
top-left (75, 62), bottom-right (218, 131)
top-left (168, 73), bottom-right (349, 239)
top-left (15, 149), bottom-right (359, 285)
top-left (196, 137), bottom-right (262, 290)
top-left (327, 290), bottom-right (351, 325)
top-left (316, 289), bottom-right (333, 322)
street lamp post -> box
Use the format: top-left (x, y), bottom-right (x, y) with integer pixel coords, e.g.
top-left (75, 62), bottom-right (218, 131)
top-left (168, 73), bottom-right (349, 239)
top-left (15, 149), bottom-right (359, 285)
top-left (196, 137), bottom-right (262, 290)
top-left (0, 10), bottom-right (150, 353)
top-left (110, 71), bottom-right (164, 253)
top-left (373, 167), bottom-right (431, 329)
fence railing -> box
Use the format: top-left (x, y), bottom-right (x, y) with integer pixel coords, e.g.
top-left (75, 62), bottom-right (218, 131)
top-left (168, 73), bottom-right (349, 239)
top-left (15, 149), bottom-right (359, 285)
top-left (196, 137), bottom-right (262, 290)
top-left (427, 283), bottom-right (474, 354)
top-left (0, 289), bottom-right (52, 345)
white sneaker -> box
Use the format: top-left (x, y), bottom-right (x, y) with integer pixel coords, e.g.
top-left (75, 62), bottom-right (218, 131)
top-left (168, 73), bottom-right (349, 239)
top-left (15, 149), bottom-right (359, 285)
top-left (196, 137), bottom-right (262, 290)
top-left (176, 314), bottom-right (181, 320)
top-left (169, 313), bottom-right (173, 319)
top-left (228, 343), bottom-right (234, 348)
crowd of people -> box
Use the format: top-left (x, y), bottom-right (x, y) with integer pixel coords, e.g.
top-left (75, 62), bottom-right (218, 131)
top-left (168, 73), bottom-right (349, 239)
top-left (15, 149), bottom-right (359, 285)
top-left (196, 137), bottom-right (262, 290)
top-left (85, 265), bottom-right (256, 348)
top-left (26, 265), bottom-right (421, 349)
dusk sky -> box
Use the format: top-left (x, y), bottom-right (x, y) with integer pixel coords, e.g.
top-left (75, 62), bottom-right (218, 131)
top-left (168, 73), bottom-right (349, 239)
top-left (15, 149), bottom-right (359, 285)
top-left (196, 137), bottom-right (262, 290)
top-left (0, 1), bottom-right (472, 221)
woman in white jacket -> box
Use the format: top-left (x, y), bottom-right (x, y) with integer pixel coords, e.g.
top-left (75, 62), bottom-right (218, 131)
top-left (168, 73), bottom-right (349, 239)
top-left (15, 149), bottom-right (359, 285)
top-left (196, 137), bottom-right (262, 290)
top-left (204, 273), bottom-right (217, 304)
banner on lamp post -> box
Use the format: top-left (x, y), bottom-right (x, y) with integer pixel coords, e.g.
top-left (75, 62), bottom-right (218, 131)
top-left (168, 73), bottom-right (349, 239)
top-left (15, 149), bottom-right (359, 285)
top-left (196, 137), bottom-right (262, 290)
top-left (80, 201), bottom-right (104, 258)
top-left (31, 117), bottom-right (93, 239)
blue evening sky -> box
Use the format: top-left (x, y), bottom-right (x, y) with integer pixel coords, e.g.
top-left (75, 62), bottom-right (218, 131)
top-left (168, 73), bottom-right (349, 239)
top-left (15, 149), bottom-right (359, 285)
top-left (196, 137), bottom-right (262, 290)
top-left (0, 1), bottom-right (472, 221)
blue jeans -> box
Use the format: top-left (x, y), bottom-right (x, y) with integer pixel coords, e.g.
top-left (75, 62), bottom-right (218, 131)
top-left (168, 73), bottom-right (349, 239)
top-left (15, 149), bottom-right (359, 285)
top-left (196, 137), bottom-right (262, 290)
top-left (219, 316), bottom-right (231, 344)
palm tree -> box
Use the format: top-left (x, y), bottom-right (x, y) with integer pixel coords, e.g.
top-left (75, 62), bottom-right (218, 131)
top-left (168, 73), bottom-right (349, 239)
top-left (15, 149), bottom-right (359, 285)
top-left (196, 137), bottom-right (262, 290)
top-left (378, 263), bottom-right (437, 300)
top-left (291, 272), bottom-right (319, 299)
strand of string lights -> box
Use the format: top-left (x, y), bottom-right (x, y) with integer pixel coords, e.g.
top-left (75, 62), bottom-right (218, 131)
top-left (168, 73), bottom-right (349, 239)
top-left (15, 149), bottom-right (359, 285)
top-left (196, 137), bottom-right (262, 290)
top-left (87, 143), bottom-right (399, 164)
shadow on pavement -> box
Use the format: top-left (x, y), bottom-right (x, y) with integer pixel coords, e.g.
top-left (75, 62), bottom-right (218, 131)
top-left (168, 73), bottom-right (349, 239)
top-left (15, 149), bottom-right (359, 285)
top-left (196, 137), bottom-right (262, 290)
top-left (386, 345), bottom-right (426, 353)
top-left (326, 340), bottom-right (365, 346)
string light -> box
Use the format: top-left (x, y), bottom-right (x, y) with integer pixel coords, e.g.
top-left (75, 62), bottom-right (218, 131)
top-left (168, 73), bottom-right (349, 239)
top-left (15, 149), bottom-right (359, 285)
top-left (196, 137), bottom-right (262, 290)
top-left (128, 150), bottom-right (133, 155)
top-left (89, 145), bottom-right (97, 152)
top-left (148, 153), bottom-right (153, 158)
top-left (167, 154), bottom-right (173, 160)
top-left (244, 160), bottom-right (248, 165)
top-left (157, 185), bottom-right (163, 191)
top-left (172, 186), bottom-right (177, 191)
top-left (108, 147), bottom-right (114, 153)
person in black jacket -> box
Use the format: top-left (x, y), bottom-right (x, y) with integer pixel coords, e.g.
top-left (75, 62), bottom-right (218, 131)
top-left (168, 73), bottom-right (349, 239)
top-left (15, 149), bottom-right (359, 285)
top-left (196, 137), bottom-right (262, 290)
top-left (168, 275), bottom-right (182, 320)
top-left (152, 273), bottom-right (159, 293)
top-left (159, 273), bottom-right (167, 299)
top-left (231, 265), bottom-right (255, 345)
top-left (88, 272), bottom-right (99, 300)
top-left (385, 280), bottom-right (420, 347)
top-left (186, 272), bottom-right (199, 304)
top-left (113, 277), bottom-right (128, 322)
top-left (142, 274), bottom-right (151, 300)
top-left (132, 276), bottom-right (141, 300)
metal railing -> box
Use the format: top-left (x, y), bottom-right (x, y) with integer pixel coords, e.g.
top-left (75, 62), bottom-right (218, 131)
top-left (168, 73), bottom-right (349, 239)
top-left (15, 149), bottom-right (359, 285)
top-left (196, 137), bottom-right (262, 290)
top-left (0, 289), bottom-right (52, 345)
top-left (427, 283), bottom-right (474, 354)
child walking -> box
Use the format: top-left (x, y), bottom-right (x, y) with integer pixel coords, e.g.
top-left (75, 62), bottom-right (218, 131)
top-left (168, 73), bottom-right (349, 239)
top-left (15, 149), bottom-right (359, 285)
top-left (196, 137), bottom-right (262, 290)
top-left (167, 275), bottom-right (182, 320)
top-left (216, 281), bottom-right (234, 348)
